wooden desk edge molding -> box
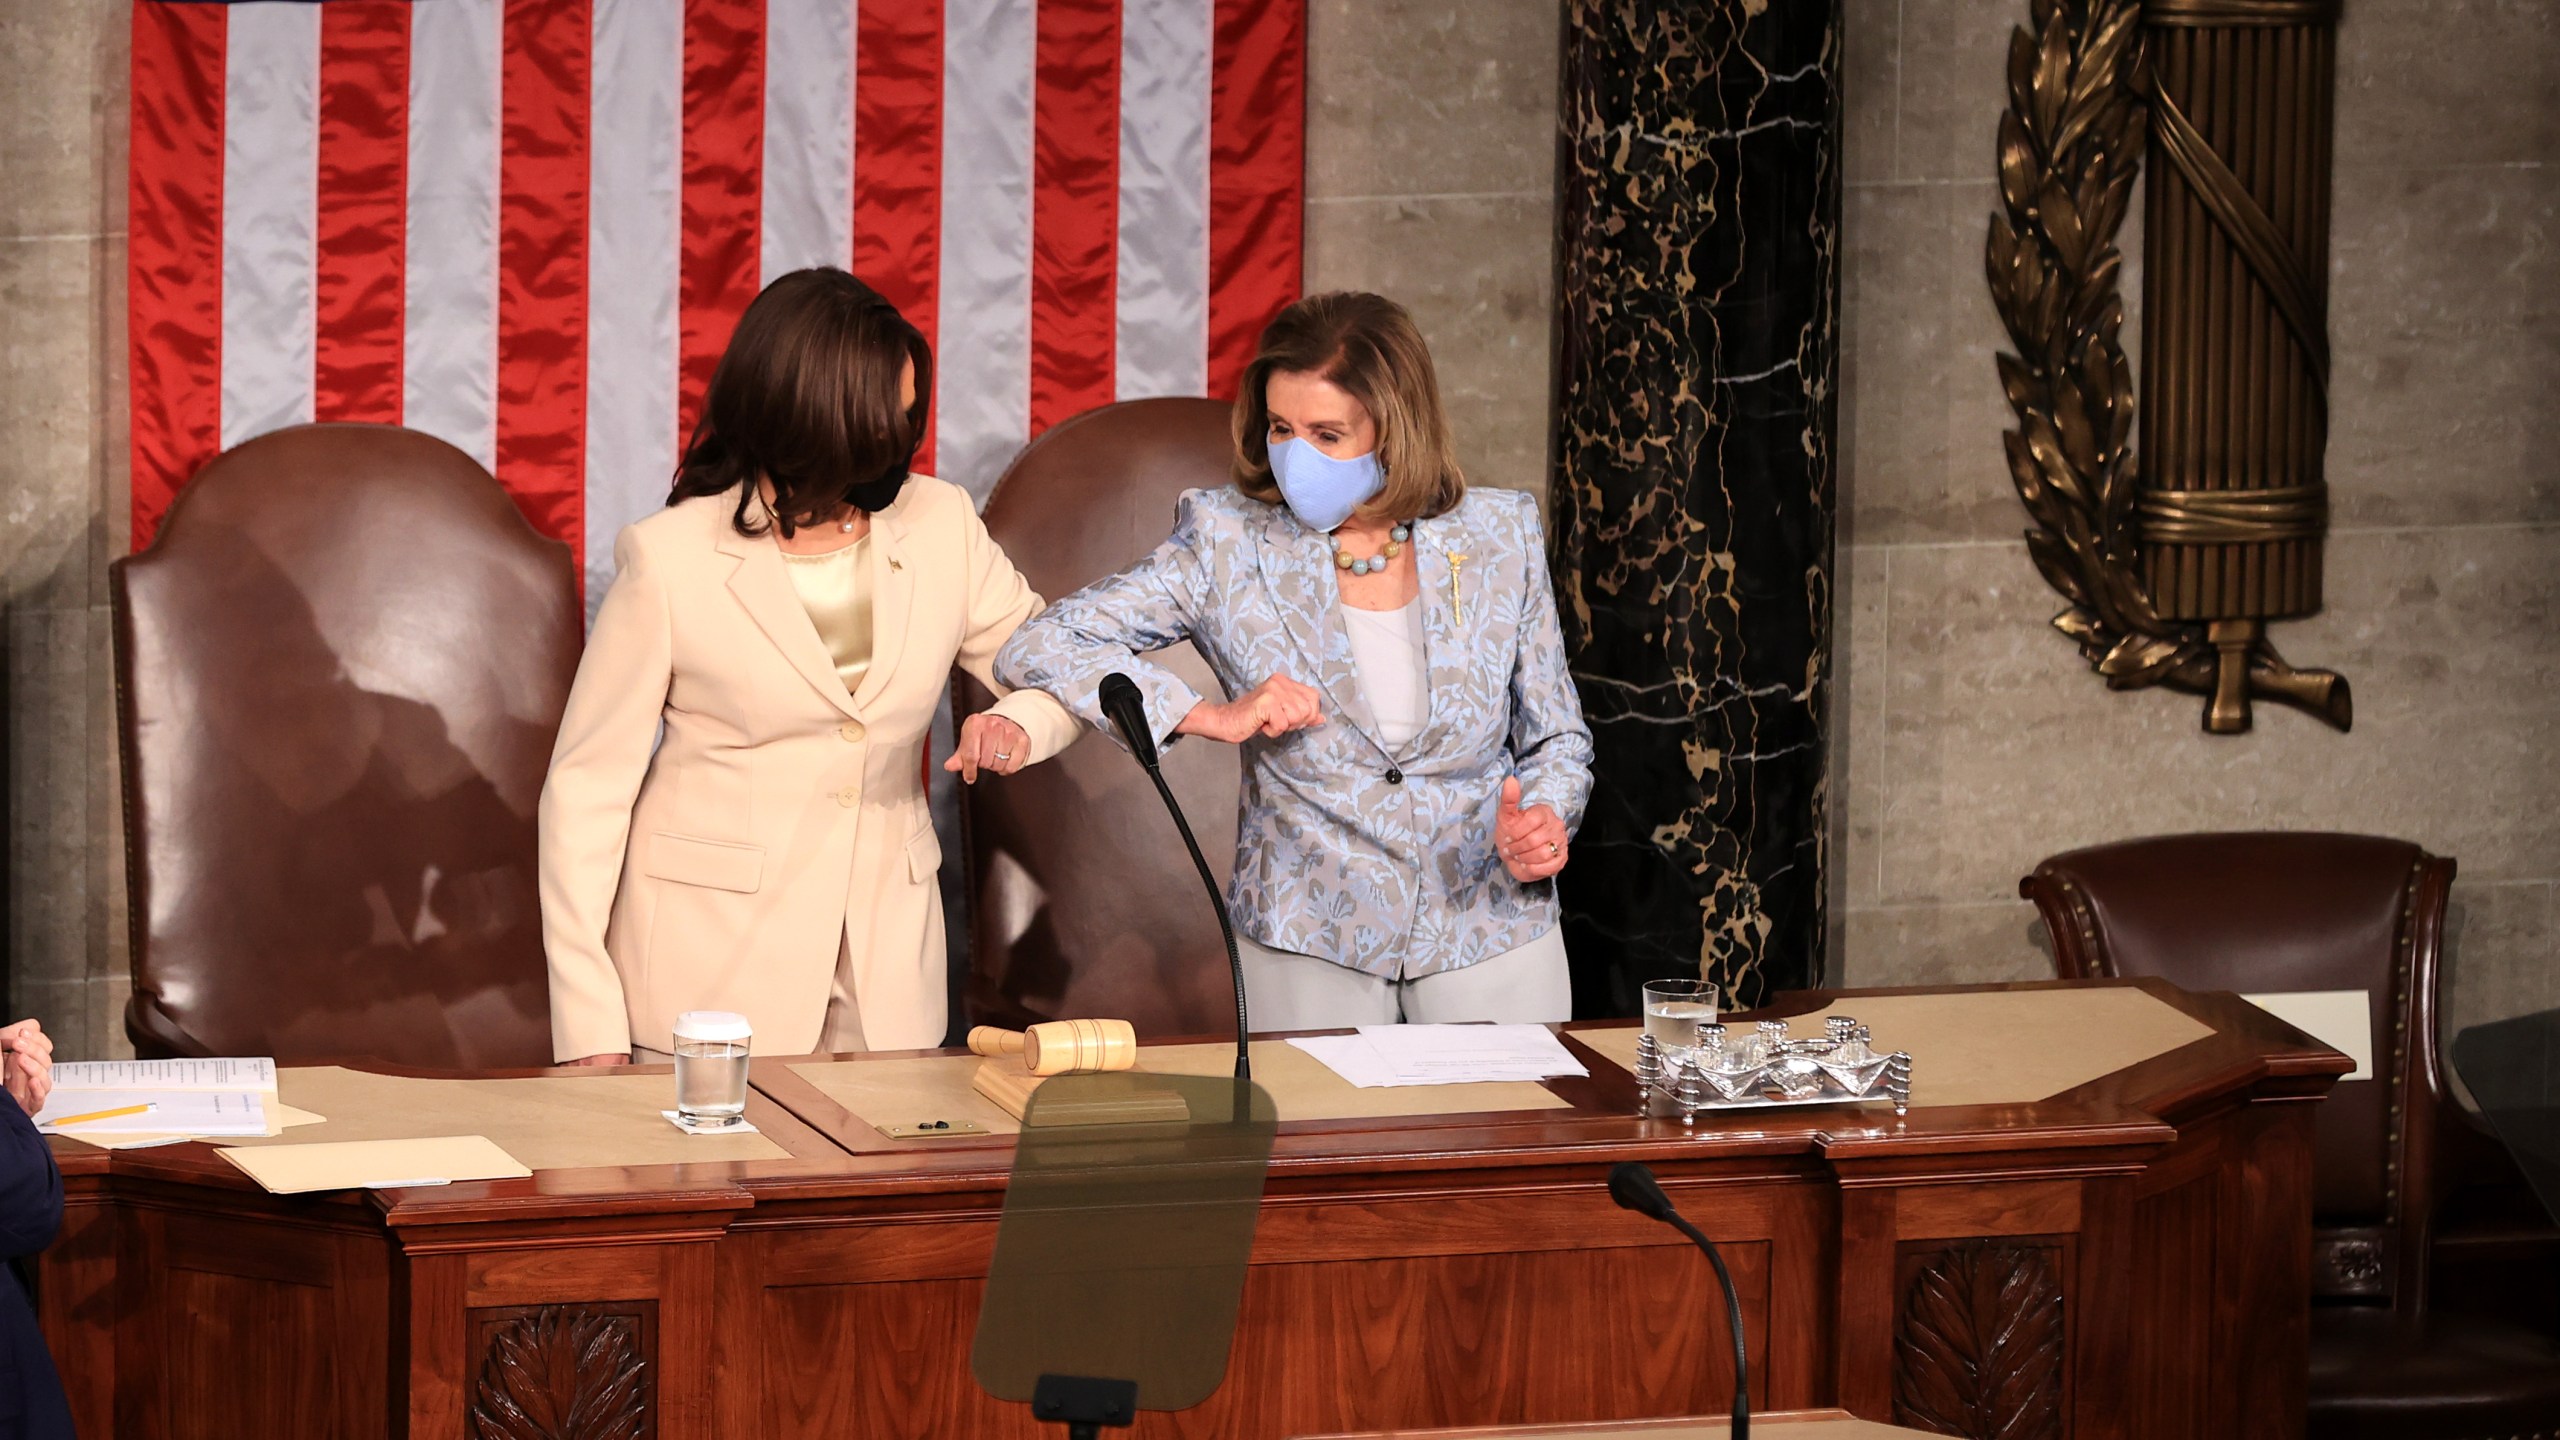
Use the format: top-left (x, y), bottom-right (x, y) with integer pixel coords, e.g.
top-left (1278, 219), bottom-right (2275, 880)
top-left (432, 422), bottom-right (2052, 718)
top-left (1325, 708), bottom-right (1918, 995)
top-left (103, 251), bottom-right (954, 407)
top-left (1299, 1408), bottom-right (1937, 1438)
top-left (40, 978), bottom-right (2348, 1439)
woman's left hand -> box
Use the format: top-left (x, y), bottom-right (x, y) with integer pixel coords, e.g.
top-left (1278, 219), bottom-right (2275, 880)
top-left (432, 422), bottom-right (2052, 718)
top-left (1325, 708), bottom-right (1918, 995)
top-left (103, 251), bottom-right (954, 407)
top-left (0, 1019), bottom-right (54, 1116)
top-left (946, 713), bottom-right (1031, 784)
top-left (1494, 777), bottom-right (1570, 883)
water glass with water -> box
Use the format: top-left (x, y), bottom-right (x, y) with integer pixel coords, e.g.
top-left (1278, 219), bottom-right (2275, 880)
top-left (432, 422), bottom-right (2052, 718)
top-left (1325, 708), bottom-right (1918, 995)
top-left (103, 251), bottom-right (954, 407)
top-left (673, 1010), bottom-right (752, 1127)
top-left (1642, 979), bottom-right (1719, 1059)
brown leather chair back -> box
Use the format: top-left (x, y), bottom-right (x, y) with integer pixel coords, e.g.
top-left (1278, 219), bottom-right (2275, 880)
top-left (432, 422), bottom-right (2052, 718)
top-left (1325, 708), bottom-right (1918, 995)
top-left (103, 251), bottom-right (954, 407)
top-left (113, 424), bottom-right (577, 1068)
top-left (957, 398), bottom-right (1243, 1036)
top-left (2023, 831), bottom-right (2456, 1306)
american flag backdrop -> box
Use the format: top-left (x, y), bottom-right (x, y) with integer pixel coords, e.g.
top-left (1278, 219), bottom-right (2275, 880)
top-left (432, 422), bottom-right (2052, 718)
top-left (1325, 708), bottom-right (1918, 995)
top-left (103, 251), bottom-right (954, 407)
top-left (128, 0), bottom-right (1306, 598)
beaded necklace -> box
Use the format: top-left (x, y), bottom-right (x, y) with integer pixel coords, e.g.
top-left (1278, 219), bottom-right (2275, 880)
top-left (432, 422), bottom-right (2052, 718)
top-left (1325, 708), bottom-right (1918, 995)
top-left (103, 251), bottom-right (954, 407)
top-left (1332, 522), bottom-right (1411, 576)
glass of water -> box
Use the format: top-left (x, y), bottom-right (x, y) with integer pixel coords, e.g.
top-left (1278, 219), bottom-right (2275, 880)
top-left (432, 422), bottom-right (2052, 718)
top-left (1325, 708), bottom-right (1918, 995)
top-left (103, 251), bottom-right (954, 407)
top-left (673, 1010), bottom-right (752, 1127)
top-left (1642, 979), bottom-right (1719, 1059)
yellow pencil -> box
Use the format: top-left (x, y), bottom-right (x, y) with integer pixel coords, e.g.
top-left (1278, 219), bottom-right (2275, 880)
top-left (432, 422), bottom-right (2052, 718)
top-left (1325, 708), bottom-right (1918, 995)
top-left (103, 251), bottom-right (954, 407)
top-left (44, 1102), bottom-right (156, 1129)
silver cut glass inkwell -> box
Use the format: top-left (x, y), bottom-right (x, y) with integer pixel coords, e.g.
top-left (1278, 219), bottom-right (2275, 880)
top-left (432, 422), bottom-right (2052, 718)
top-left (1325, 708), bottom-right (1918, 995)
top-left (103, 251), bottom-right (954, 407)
top-left (1634, 1014), bottom-right (1914, 1121)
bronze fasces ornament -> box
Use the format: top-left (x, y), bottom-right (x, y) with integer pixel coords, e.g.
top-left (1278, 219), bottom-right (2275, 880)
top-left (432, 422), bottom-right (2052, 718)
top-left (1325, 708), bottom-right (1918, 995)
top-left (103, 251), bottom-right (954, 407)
top-left (1987, 0), bottom-right (2352, 733)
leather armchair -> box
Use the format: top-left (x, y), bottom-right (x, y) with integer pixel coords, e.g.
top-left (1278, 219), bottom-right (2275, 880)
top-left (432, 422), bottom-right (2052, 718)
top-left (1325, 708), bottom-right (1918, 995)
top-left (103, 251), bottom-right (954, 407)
top-left (956, 398), bottom-right (1244, 1037)
top-left (2023, 831), bottom-right (2560, 1439)
top-left (113, 424), bottom-right (576, 1068)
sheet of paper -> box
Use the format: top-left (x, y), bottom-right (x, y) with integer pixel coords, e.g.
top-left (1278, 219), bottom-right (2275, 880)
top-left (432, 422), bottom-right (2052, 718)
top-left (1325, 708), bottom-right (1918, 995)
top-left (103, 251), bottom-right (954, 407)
top-left (1290, 1025), bottom-right (1589, 1089)
top-left (36, 1088), bottom-right (268, 1136)
top-left (218, 1135), bottom-right (530, 1194)
top-left (1286, 1034), bottom-right (1401, 1088)
top-left (2242, 990), bottom-right (2373, 1081)
top-left (74, 1134), bottom-right (198, 1151)
top-left (63, 1105), bottom-right (324, 1152)
top-left (51, 1058), bottom-right (276, 1093)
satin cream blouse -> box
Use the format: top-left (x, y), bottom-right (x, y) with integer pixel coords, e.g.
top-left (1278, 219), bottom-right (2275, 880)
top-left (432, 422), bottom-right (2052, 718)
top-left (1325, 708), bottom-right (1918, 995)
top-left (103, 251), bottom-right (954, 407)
top-left (778, 535), bottom-right (874, 693)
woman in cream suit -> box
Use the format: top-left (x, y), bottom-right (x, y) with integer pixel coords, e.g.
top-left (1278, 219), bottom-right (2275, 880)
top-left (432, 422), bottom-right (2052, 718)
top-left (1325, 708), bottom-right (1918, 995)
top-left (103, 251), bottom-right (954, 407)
top-left (542, 269), bottom-right (1076, 1064)
top-left (997, 292), bottom-right (1593, 1029)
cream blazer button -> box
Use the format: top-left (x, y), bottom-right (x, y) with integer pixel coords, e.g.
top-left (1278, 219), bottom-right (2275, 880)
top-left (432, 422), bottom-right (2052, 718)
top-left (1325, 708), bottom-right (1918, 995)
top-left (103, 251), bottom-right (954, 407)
top-left (833, 787), bottom-right (859, 808)
top-left (837, 720), bottom-right (865, 743)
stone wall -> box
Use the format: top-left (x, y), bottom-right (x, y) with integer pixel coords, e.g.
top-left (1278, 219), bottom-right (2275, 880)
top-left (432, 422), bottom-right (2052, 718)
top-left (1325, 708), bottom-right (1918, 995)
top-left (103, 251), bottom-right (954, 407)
top-left (0, 1), bottom-right (133, 1058)
top-left (1300, 0), bottom-right (1560, 501)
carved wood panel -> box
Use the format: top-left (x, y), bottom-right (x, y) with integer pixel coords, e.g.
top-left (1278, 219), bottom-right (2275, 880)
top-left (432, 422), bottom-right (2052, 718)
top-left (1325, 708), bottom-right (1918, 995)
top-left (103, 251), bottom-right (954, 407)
top-left (467, 1304), bottom-right (653, 1440)
top-left (1893, 1241), bottom-right (2066, 1440)
top-left (752, 1243), bottom-right (1784, 1437)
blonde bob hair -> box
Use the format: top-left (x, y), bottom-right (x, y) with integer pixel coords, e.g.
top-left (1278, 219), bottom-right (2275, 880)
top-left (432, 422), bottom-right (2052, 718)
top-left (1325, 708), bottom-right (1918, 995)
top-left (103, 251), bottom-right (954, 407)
top-left (1231, 291), bottom-right (1466, 522)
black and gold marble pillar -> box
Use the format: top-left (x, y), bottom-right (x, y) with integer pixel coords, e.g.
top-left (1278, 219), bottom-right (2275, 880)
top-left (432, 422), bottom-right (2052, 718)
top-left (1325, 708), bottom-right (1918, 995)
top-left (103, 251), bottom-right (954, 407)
top-left (1551, 0), bottom-right (1841, 1012)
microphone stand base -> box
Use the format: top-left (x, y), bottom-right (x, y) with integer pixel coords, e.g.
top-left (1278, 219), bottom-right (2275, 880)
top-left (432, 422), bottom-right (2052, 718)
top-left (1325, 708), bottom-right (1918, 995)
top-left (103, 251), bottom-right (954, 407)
top-left (1032, 1374), bottom-right (1137, 1439)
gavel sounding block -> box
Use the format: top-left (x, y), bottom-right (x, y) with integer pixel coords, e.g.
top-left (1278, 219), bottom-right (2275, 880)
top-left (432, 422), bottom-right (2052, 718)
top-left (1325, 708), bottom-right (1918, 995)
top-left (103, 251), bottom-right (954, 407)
top-left (970, 1063), bottom-right (1190, 1125)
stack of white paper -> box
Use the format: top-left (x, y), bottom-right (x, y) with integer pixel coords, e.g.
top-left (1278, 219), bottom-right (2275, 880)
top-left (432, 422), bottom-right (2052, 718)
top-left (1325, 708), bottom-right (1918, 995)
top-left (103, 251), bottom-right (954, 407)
top-left (1289, 1024), bottom-right (1590, 1089)
top-left (35, 1057), bottom-right (275, 1139)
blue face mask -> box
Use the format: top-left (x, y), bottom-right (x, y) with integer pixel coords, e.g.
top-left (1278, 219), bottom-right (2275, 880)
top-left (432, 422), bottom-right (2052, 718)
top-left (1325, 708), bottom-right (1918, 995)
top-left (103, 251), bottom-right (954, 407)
top-left (1267, 436), bottom-right (1384, 533)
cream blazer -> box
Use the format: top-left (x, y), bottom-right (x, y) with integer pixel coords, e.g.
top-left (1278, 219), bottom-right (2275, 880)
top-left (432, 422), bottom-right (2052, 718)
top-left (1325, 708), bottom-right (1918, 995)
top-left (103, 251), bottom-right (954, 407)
top-left (539, 477), bottom-right (1079, 1061)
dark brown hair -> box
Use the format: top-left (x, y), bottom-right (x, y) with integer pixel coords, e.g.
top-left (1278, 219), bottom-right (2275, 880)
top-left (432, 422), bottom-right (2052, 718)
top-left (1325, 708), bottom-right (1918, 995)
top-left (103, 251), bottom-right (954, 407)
top-left (668, 268), bottom-right (933, 536)
top-left (1231, 291), bottom-right (1465, 522)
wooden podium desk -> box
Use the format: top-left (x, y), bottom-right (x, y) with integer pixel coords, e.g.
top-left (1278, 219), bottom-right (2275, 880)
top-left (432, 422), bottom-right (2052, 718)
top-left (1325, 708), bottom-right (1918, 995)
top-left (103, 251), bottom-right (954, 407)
top-left (37, 979), bottom-right (2345, 1440)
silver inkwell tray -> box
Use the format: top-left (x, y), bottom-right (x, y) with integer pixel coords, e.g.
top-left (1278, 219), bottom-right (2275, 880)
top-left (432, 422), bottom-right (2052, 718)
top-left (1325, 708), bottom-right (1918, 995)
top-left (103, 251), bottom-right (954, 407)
top-left (1634, 1015), bottom-right (1914, 1121)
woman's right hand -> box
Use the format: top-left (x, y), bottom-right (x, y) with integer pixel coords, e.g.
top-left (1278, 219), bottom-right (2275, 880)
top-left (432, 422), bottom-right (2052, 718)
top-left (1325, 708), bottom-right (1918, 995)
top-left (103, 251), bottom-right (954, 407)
top-left (1175, 674), bottom-right (1326, 744)
top-left (0, 1020), bottom-right (52, 1115)
top-left (565, 1053), bottom-right (631, 1067)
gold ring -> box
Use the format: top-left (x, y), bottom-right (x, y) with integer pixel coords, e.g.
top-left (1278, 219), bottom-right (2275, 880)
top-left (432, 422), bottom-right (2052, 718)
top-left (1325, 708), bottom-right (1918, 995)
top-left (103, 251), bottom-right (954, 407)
top-left (1547, 842), bottom-right (1559, 857)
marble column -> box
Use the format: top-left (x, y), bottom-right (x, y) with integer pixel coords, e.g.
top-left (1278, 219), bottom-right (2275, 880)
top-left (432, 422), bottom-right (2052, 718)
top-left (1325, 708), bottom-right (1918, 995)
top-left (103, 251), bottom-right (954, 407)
top-left (1551, 0), bottom-right (1841, 1012)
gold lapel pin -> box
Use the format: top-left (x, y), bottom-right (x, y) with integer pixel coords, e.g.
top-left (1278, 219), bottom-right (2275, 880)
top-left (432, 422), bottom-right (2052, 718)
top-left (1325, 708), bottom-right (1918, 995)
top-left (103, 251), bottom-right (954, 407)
top-left (1447, 552), bottom-right (1469, 623)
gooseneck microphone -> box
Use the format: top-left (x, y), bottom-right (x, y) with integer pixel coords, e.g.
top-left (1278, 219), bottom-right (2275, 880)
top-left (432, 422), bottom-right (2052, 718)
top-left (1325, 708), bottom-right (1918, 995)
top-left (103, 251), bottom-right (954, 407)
top-left (1099, 673), bottom-right (1250, 1081)
top-left (1608, 1162), bottom-right (1748, 1439)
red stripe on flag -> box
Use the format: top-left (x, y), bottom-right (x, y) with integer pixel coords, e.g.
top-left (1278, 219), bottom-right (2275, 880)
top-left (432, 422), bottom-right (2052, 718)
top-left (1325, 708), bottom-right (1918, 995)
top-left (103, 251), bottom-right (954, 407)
top-left (496, 0), bottom-right (590, 552)
top-left (314, 2), bottom-right (410, 426)
top-left (678, 0), bottom-right (765, 452)
top-left (1208, 0), bottom-right (1305, 400)
top-left (128, 0), bottom-right (228, 549)
top-left (1028, 0), bottom-right (1120, 436)
top-left (853, 0), bottom-right (943, 474)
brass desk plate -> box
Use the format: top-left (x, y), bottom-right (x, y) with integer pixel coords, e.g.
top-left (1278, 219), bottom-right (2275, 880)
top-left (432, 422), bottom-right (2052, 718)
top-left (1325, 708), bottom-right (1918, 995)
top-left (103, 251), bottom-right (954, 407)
top-left (876, 1119), bottom-right (991, 1140)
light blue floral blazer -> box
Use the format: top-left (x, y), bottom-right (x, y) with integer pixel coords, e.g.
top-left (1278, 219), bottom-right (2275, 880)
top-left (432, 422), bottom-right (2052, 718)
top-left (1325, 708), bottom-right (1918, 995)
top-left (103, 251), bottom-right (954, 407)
top-left (993, 484), bottom-right (1594, 981)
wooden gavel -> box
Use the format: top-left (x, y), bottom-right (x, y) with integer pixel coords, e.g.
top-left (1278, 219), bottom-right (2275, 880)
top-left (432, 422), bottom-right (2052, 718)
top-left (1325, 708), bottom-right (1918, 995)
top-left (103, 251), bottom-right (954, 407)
top-left (966, 1019), bottom-right (1138, 1077)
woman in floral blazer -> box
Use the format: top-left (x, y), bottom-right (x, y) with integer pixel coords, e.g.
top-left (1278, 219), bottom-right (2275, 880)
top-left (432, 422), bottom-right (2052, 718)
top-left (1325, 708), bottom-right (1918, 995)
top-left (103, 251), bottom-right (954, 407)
top-left (995, 293), bottom-right (1593, 1029)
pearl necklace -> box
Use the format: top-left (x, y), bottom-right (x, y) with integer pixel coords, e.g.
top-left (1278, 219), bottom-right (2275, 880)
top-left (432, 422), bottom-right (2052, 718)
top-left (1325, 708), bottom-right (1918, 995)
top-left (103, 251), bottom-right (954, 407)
top-left (762, 492), bottom-right (859, 533)
top-left (1333, 523), bottom-right (1410, 577)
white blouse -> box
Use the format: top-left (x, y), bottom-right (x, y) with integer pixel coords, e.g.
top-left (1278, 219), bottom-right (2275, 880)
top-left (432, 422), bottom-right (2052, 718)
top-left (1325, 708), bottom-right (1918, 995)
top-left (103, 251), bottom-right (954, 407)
top-left (1343, 599), bottom-right (1428, 752)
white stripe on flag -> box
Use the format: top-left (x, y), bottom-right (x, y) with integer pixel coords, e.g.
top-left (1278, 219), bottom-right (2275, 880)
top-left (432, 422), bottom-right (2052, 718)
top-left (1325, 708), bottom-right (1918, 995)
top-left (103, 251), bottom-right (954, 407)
top-left (584, 0), bottom-right (687, 606)
top-left (1114, 0), bottom-right (1209, 401)
top-left (404, 0), bottom-right (502, 472)
top-left (220, 1), bottom-right (321, 451)
top-left (760, 0), bottom-right (855, 283)
top-left (936, 0), bottom-right (1036, 501)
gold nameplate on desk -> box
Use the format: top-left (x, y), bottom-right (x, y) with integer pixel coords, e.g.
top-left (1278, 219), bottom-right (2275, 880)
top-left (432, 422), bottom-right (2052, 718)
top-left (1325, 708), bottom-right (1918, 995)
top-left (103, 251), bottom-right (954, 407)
top-left (874, 1119), bottom-right (991, 1140)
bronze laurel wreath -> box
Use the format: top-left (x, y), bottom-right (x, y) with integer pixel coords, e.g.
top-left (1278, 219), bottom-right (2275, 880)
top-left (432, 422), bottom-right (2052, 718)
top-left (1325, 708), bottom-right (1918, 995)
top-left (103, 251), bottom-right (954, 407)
top-left (1987, 0), bottom-right (2180, 684)
top-left (1986, 0), bottom-right (2352, 731)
